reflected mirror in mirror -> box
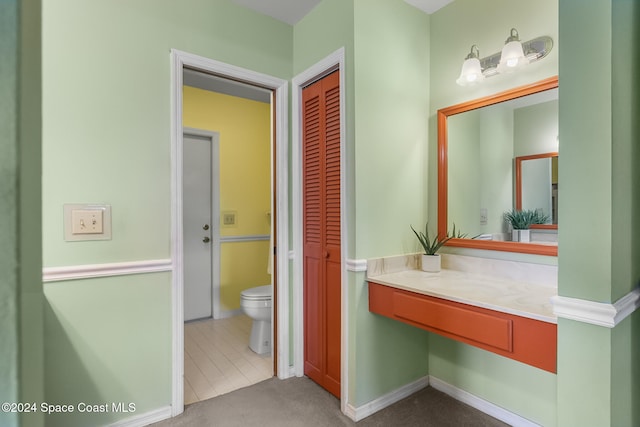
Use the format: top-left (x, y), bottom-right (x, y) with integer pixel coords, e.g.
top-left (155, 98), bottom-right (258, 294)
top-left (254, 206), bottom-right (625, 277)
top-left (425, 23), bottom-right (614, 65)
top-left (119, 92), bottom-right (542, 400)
top-left (438, 77), bottom-right (558, 256)
top-left (516, 152), bottom-right (558, 227)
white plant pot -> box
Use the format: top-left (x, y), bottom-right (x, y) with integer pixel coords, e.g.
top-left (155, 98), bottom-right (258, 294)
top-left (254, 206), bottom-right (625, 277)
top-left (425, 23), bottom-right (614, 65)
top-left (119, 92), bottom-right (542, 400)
top-left (512, 229), bottom-right (530, 243)
top-left (421, 254), bottom-right (441, 272)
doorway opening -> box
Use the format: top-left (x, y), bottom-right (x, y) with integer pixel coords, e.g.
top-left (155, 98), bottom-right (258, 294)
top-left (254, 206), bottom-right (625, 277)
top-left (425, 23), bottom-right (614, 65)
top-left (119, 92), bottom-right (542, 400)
top-left (170, 49), bottom-right (289, 416)
top-left (181, 75), bottom-right (273, 403)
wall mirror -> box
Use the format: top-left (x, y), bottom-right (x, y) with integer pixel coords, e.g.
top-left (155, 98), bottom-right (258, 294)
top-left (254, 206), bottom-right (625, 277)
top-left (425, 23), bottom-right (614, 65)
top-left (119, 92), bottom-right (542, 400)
top-left (437, 76), bottom-right (558, 256)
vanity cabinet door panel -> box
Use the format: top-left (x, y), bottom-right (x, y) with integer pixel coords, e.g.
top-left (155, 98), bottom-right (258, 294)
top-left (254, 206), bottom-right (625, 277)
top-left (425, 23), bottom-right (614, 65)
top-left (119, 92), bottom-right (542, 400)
top-left (393, 292), bottom-right (513, 352)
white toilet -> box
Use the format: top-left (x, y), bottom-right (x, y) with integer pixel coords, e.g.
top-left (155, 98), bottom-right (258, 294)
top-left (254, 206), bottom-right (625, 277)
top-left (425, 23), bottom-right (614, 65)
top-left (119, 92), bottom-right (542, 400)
top-left (240, 285), bottom-right (272, 355)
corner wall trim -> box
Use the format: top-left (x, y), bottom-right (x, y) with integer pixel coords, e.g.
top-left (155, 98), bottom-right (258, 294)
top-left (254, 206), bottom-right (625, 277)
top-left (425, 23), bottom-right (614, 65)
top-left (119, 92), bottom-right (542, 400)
top-left (344, 376), bottom-right (429, 422)
top-left (551, 287), bottom-right (640, 328)
top-left (43, 259), bottom-right (172, 283)
top-left (108, 405), bottom-right (172, 427)
top-left (429, 376), bottom-right (541, 427)
top-left (346, 258), bottom-right (367, 272)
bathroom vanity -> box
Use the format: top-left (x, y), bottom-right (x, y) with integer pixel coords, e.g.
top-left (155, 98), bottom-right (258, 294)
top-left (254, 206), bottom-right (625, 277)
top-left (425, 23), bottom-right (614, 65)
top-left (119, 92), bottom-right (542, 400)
top-left (369, 77), bottom-right (561, 373)
top-left (367, 254), bottom-right (557, 373)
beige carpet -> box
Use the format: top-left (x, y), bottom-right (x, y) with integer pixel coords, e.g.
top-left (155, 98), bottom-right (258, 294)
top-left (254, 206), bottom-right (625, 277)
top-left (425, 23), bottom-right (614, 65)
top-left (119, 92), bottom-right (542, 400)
top-left (152, 377), bottom-right (509, 427)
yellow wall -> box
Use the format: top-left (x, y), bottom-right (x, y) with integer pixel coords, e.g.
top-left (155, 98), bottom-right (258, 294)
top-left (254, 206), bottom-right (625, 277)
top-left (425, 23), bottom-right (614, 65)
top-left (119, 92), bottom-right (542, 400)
top-left (183, 86), bottom-right (271, 310)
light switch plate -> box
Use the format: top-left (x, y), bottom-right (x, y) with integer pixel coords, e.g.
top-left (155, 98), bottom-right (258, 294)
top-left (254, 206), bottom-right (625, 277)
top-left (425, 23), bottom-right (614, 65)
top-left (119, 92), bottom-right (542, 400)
top-left (221, 211), bottom-right (237, 228)
top-left (480, 208), bottom-right (488, 226)
top-left (64, 204), bottom-right (112, 241)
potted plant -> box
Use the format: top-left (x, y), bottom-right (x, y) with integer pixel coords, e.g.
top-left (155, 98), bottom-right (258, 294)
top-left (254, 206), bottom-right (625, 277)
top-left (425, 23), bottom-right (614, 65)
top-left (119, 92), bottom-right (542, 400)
top-left (410, 223), bottom-right (465, 272)
top-left (503, 209), bottom-right (550, 242)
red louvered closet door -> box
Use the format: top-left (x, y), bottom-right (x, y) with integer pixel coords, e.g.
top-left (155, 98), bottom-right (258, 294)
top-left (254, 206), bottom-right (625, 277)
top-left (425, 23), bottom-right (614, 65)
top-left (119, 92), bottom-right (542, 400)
top-left (302, 70), bottom-right (341, 398)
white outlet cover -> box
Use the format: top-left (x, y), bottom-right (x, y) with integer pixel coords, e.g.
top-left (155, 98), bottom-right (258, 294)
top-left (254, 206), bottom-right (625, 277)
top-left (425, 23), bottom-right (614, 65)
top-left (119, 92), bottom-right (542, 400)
top-left (64, 204), bottom-right (112, 241)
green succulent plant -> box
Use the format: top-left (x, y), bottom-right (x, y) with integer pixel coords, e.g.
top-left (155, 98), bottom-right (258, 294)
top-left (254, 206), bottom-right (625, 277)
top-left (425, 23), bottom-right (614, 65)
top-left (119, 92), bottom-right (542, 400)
top-left (503, 209), bottom-right (550, 230)
top-left (410, 222), bottom-right (466, 255)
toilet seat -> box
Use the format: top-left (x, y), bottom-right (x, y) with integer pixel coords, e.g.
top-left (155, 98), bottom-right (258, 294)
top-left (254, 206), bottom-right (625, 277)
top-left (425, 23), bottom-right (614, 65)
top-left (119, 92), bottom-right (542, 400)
top-left (240, 285), bottom-right (271, 301)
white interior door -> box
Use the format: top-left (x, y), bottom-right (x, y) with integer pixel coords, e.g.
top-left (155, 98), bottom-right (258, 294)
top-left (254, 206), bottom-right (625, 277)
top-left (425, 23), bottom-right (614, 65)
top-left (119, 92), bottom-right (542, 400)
top-left (183, 131), bottom-right (219, 321)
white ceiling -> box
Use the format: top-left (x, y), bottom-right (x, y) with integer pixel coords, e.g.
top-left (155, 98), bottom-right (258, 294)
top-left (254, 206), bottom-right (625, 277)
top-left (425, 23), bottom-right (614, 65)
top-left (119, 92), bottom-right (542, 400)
top-left (403, 0), bottom-right (455, 15)
top-left (232, 0), bottom-right (454, 25)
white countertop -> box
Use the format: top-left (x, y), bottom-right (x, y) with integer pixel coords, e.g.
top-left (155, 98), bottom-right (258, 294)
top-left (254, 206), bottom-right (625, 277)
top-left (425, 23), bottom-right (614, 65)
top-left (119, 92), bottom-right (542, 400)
top-left (368, 268), bottom-right (557, 324)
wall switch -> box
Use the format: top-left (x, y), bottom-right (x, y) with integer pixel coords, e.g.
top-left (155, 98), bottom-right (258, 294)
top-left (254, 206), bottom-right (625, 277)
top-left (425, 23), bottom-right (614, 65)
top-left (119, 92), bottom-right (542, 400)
top-left (64, 204), bottom-right (112, 241)
top-left (222, 211), bottom-right (237, 227)
top-left (480, 208), bottom-right (488, 226)
top-left (71, 209), bottom-right (104, 234)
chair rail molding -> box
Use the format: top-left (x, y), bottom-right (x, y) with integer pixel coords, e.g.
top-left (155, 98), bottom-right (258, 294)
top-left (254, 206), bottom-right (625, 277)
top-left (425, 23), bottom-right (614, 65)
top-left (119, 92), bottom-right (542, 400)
top-left (346, 258), bottom-right (367, 272)
top-left (43, 259), bottom-right (172, 283)
top-left (551, 287), bottom-right (640, 328)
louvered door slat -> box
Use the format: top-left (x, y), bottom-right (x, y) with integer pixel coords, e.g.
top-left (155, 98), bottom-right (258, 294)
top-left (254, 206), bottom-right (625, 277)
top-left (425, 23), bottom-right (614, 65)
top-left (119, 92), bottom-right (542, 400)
top-left (303, 93), bottom-right (322, 246)
top-left (324, 81), bottom-right (341, 248)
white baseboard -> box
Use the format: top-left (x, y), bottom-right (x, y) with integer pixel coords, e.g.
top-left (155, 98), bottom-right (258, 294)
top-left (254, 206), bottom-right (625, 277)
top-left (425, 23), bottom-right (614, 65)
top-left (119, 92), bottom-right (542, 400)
top-left (344, 375), bottom-right (539, 426)
top-left (429, 376), bottom-right (540, 427)
top-left (344, 376), bottom-right (429, 422)
top-left (108, 405), bottom-right (172, 427)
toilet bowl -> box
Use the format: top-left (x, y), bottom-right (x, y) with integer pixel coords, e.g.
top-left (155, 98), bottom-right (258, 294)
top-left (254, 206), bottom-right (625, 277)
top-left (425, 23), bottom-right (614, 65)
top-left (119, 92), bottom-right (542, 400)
top-left (240, 285), bottom-right (272, 355)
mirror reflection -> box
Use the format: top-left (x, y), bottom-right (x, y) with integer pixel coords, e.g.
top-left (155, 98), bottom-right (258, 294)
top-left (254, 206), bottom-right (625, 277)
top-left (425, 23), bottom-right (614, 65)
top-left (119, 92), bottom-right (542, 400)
top-left (516, 152), bottom-right (558, 227)
top-left (438, 77), bottom-right (559, 256)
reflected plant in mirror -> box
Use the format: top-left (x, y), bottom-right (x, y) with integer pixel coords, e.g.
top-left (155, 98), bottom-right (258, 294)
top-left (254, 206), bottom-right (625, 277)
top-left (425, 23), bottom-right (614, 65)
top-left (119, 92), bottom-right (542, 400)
top-left (503, 209), bottom-right (550, 243)
top-left (438, 77), bottom-right (559, 256)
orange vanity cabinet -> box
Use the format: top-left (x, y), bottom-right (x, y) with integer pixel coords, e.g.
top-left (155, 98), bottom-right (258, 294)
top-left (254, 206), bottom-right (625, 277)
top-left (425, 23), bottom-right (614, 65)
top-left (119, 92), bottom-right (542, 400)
top-left (368, 281), bottom-right (557, 373)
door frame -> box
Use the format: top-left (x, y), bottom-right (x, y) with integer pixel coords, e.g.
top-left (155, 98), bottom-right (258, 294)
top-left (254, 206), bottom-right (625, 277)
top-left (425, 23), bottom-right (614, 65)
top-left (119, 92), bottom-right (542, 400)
top-left (170, 49), bottom-right (289, 416)
top-left (291, 48), bottom-right (348, 410)
top-left (183, 128), bottom-right (221, 320)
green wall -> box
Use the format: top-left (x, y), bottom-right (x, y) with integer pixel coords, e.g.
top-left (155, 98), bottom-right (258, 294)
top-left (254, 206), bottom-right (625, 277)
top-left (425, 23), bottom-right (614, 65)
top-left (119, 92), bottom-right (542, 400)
top-left (351, 0), bottom-right (431, 406)
top-left (42, 1), bottom-right (292, 425)
top-left (448, 105), bottom-right (515, 237)
top-left (447, 110), bottom-right (482, 234)
top-left (44, 275), bottom-right (171, 427)
top-left (558, 0), bottom-right (612, 304)
top-left (1, 1), bottom-right (44, 426)
top-left (479, 106), bottom-right (514, 235)
top-left (514, 99), bottom-right (559, 157)
top-left (353, 0), bottom-right (431, 259)
top-left (558, 1), bottom-right (640, 426)
top-left (0, 4), bottom-right (22, 426)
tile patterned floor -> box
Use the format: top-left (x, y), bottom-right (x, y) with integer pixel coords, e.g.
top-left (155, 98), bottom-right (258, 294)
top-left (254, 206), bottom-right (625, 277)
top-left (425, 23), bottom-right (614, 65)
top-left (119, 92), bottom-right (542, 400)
top-left (184, 315), bottom-right (273, 405)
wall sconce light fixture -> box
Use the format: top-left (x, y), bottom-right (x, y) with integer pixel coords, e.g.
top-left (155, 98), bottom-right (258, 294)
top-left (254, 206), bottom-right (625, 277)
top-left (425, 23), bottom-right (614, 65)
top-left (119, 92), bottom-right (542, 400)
top-left (456, 45), bottom-right (485, 86)
top-left (456, 28), bottom-right (553, 86)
